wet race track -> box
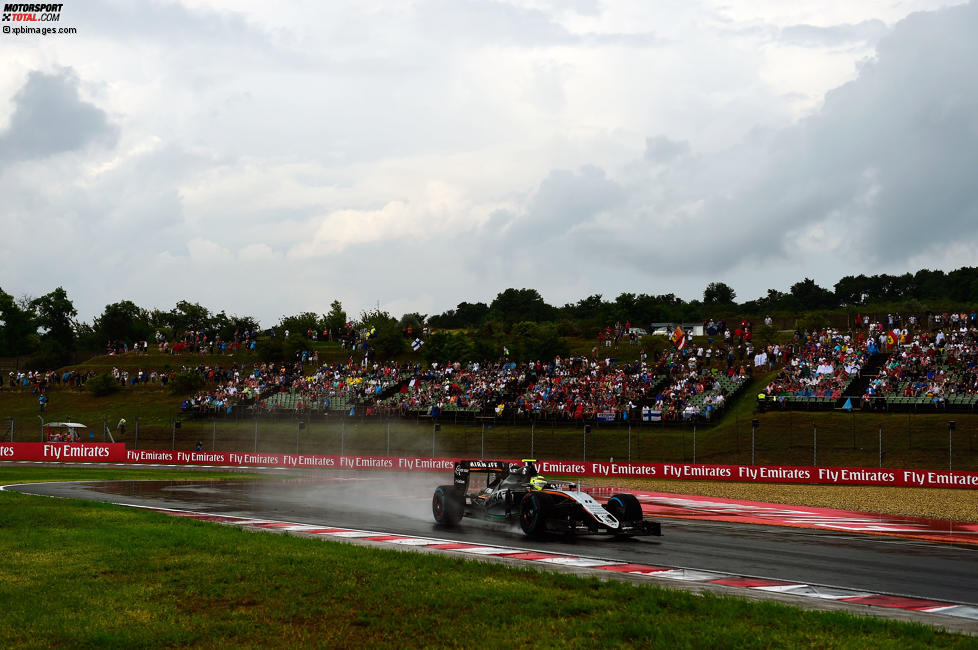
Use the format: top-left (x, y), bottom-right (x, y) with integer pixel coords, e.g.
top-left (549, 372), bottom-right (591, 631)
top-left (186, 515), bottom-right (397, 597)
top-left (10, 471), bottom-right (978, 614)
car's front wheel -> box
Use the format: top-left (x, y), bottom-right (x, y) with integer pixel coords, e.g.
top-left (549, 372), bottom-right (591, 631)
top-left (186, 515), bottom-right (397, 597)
top-left (606, 493), bottom-right (643, 523)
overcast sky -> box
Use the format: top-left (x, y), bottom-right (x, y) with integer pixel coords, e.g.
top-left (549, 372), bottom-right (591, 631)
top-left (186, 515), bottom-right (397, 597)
top-left (2, 0), bottom-right (977, 325)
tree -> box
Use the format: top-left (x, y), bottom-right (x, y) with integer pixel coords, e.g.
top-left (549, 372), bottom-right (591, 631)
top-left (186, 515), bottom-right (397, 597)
top-left (740, 288), bottom-right (788, 314)
top-left (355, 308), bottom-right (404, 359)
top-left (323, 300), bottom-right (347, 336)
top-left (31, 287), bottom-right (77, 363)
top-left (789, 278), bottom-right (836, 310)
top-left (454, 301), bottom-right (489, 327)
top-left (94, 300), bottom-right (152, 344)
top-left (612, 292), bottom-right (637, 322)
top-left (834, 275), bottom-right (873, 306)
top-left (489, 288), bottom-right (555, 325)
top-left (703, 282), bottom-right (736, 305)
top-left (168, 300), bottom-right (211, 334)
top-left (211, 311), bottom-right (259, 341)
top-left (356, 307), bottom-right (397, 331)
top-left (373, 325), bottom-right (406, 358)
top-left (278, 312), bottom-right (321, 336)
top-left (398, 312), bottom-right (426, 333)
top-left (428, 301), bottom-right (492, 329)
top-left (912, 269), bottom-right (946, 301)
top-left (560, 294), bottom-right (608, 324)
top-left (947, 267), bottom-right (978, 302)
top-left (503, 322), bottom-right (569, 362)
top-left (0, 287), bottom-right (37, 356)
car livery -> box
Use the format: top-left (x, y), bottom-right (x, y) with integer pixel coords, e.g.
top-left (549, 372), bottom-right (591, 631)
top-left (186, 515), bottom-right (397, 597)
top-left (432, 459), bottom-right (661, 537)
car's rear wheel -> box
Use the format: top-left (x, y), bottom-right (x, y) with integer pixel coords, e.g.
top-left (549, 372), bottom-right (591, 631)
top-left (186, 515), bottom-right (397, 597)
top-left (520, 491), bottom-right (552, 536)
top-left (432, 485), bottom-right (464, 525)
top-left (606, 493), bottom-right (643, 523)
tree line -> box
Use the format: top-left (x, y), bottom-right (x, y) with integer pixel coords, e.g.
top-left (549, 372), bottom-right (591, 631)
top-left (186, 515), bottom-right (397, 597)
top-left (428, 268), bottom-right (978, 330)
top-left (3, 266), bottom-right (978, 366)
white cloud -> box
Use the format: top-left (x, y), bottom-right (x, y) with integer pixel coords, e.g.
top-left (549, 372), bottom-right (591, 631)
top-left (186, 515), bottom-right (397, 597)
top-left (238, 243), bottom-right (278, 261)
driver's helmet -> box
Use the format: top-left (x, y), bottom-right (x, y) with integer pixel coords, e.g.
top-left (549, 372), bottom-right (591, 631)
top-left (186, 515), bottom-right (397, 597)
top-left (529, 475), bottom-right (547, 490)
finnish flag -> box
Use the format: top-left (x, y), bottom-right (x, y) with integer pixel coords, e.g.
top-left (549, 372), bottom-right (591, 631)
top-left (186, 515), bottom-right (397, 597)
top-left (412, 338), bottom-right (423, 351)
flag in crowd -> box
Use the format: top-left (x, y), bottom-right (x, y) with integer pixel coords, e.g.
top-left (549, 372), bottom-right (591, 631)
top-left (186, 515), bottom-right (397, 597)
top-left (672, 326), bottom-right (686, 350)
top-left (412, 338), bottom-right (423, 351)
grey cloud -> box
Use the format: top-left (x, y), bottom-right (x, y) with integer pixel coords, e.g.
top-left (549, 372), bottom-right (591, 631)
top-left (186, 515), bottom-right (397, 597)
top-left (0, 69), bottom-right (117, 167)
top-left (644, 136), bottom-right (691, 163)
top-left (591, 1), bottom-right (978, 272)
top-left (764, 3), bottom-right (978, 260)
top-left (780, 19), bottom-right (887, 47)
top-left (500, 166), bottom-right (627, 246)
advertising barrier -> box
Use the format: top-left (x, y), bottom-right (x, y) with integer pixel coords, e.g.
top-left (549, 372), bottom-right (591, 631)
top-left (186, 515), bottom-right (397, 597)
top-left (1, 442), bottom-right (127, 463)
top-left (2, 442), bottom-right (977, 489)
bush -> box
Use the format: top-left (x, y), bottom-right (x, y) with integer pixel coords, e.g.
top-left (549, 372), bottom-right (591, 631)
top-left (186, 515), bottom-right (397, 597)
top-left (255, 337), bottom-right (286, 362)
top-left (85, 373), bottom-right (118, 397)
top-left (169, 371), bottom-right (205, 395)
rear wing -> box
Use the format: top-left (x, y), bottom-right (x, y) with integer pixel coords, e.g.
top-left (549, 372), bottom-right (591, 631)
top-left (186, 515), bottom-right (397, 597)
top-left (453, 460), bottom-right (514, 491)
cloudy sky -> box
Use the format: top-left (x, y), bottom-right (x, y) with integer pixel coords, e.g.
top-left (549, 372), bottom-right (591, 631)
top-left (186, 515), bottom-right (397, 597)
top-left (2, 0), bottom-right (977, 325)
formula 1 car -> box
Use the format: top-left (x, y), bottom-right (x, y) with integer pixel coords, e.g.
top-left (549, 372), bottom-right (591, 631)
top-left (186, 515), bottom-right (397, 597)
top-left (431, 459), bottom-right (661, 538)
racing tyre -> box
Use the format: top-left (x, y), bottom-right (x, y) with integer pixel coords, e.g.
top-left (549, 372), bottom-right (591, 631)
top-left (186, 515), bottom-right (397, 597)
top-left (606, 493), bottom-right (643, 523)
top-left (520, 491), bottom-right (553, 536)
top-left (432, 485), bottom-right (464, 526)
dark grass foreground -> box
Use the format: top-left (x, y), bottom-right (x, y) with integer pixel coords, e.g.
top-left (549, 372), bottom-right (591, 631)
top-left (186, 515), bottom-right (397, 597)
top-left (0, 471), bottom-right (970, 648)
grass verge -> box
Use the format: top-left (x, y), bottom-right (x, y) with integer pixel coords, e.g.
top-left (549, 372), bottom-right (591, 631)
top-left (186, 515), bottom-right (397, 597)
top-left (0, 468), bottom-right (973, 648)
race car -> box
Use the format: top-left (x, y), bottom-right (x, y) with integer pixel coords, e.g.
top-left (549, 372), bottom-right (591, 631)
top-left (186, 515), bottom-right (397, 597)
top-left (431, 459), bottom-right (661, 538)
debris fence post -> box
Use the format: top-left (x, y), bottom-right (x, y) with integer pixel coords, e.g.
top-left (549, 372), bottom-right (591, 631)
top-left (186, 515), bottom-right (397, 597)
top-left (751, 418), bottom-right (758, 466)
top-left (878, 423), bottom-right (883, 468)
top-left (949, 420), bottom-right (956, 471)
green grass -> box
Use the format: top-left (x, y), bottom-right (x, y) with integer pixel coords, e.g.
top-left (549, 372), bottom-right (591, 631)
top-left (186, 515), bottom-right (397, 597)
top-left (0, 467), bottom-right (971, 648)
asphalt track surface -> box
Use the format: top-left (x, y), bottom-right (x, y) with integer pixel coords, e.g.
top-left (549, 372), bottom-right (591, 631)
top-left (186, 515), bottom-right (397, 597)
top-left (11, 471), bottom-right (978, 609)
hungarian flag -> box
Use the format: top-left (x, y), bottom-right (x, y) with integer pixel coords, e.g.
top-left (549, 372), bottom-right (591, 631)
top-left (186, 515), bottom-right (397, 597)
top-left (672, 326), bottom-right (686, 350)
